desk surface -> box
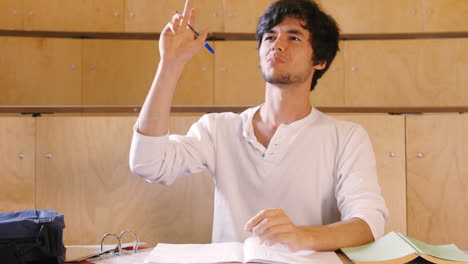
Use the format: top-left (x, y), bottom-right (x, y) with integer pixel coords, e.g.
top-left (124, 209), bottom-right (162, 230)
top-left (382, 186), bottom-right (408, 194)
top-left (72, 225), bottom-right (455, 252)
top-left (65, 251), bottom-right (354, 264)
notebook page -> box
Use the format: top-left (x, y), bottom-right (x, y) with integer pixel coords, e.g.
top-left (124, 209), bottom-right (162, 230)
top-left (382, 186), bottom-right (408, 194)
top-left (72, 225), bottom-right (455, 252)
top-left (243, 236), bottom-right (342, 264)
top-left (341, 232), bottom-right (416, 262)
top-left (406, 236), bottom-right (468, 262)
top-left (144, 242), bottom-right (244, 264)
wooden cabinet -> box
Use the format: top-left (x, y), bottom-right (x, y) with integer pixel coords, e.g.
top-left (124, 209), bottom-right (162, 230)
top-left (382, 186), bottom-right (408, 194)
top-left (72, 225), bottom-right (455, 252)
top-left (174, 41), bottom-right (215, 105)
top-left (406, 114), bottom-right (468, 249)
top-left (2, 113), bottom-right (468, 248)
top-left (35, 115), bottom-right (213, 246)
top-left (417, 38), bottom-right (467, 106)
top-left (125, 0), bottom-right (223, 33)
top-left (223, 0), bottom-right (272, 33)
top-left (214, 41), bottom-right (264, 105)
top-left (309, 41), bottom-right (345, 106)
top-left (0, 37), bottom-right (82, 105)
top-left (320, 0), bottom-right (423, 34)
top-left (333, 114), bottom-right (407, 235)
top-left (0, 0), bottom-right (23, 30)
top-left (423, 0), bottom-right (468, 32)
top-left (344, 39), bottom-right (467, 107)
top-left (125, 0), bottom-right (183, 33)
top-left (82, 39), bottom-right (159, 105)
top-left (0, 117), bottom-right (35, 212)
top-left (23, 0), bottom-right (124, 32)
top-left (82, 39), bottom-right (213, 105)
top-left (2, 0), bottom-right (467, 34)
top-left (344, 39), bottom-right (419, 107)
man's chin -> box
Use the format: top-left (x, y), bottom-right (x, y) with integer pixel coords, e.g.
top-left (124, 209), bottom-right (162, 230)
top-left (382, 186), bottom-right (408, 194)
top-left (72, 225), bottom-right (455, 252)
top-left (262, 74), bottom-right (293, 85)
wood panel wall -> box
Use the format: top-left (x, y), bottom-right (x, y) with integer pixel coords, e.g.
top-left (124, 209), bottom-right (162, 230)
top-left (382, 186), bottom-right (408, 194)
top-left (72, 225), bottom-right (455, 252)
top-left (1, 114), bottom-right (407, 246)
top-left (1, 0), bottom-right (467, 252)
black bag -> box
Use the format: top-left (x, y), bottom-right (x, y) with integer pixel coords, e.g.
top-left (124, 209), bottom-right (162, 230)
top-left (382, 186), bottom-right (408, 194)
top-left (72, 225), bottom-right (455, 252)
top-left (0, 210), bottom-right (66, 264)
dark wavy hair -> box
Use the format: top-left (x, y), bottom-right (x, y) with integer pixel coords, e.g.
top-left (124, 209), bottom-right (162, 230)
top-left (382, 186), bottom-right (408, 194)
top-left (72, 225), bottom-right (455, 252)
top-left (256, 0), bottom-right (340, 91)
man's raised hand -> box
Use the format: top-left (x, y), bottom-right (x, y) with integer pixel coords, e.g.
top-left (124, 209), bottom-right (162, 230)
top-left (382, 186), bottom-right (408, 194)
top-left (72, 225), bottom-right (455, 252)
top-left (159, 0), bottom-right (208, 64)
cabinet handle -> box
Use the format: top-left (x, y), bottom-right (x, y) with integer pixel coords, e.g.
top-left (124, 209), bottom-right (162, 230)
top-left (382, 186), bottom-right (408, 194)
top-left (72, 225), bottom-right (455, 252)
top-left (46, 153), bottom-right (53, 159)
top-left (416, 152), bottom-right (423, 158)
top-left (389, 152), bottom-right (396, 158)
top-left (19, 153), bottom-right (25, 159)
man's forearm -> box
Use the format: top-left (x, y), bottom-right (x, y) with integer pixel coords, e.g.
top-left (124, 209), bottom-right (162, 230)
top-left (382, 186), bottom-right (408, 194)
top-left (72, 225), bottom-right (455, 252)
top-left (300, 218), bottom-right (374, 251)
top-left (137, 59), bottom-right (185, 137)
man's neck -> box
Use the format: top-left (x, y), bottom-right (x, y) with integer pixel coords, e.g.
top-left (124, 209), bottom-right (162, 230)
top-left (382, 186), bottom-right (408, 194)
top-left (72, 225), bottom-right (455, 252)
top-left (258, 83), bottom-right (313, 128)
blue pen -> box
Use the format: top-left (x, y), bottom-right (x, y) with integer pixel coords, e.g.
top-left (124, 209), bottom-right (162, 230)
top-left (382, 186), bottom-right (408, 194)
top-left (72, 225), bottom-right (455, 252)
top-left (187, 23), bottom-right (215, 54)
top-left (176, 11), bottom-right (215, 54)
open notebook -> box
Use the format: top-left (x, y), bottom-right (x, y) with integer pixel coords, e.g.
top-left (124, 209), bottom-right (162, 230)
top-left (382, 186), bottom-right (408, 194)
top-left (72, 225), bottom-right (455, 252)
top-left (341, 232), bottom-right (468, 264)
top-left (144, 236), bottom-right (342, 264)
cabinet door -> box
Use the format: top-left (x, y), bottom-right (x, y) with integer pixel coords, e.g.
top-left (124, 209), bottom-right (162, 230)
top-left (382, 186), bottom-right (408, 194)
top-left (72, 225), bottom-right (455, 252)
top-left (23, 0), bottom-right (124, 32)
top-left (423, 0), bottom-right (468, 32)
top-left (82, 39), bottom-right (213, 105)
top-left (344, 40), bottom-right (419, 107)
top-left (223, 0), bottom-right (272, 33)
top-left (0, 117), bottom-right (35, 212)
top-left (406, 114), bottom-right (468, 249)
top-left (332, 114), bottom-right (407, 235)
top-left (214, 41), bottom-right (264, 105)
top-left (0, 0), bottom-right (23, 30)
top-left (309, 41), bottom-right (345, 106)
top-left (320, 0), bottom-right (423, 34)
top-left (36, 115), bottom-right (213, 246)
top-left (175, 41), bottom-right (215, 105)
top-left (0, 37), bottom-right (81, 105)
top-left (345, 39), bottom-right (466, 107)
top-left (125, 0), bottom-right (223, 33)
top-left (417, 38), bottom-right (466, 106)
top-left (82, 39), bottom-right (159, 105)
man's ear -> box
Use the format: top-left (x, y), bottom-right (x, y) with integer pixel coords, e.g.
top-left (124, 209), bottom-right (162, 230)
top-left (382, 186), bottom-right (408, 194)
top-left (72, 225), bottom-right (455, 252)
top-left (313, 61), bottom-right (327, 70)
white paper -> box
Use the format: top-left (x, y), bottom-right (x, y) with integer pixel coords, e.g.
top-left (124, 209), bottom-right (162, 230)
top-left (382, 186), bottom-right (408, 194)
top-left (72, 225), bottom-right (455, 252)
top-left (143, 237), bottom-right (342, 264)
top-left (144, 242), bottom-right (244, 263)
top-left (244, 236), bottom-right (342, 264)
top-left (89, 249), bottom-right (152, 264)
top-left (65, 242), bottom-right (144, 262)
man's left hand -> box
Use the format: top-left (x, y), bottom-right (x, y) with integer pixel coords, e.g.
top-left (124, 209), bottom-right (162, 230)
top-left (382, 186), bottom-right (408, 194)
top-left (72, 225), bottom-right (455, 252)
top-left (244, 208), bottom-right (305, 252)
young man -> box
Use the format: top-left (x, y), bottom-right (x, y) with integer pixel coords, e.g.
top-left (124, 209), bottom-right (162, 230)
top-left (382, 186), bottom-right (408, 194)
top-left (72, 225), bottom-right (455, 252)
top-left (129, 0), bottom-right (388, 252)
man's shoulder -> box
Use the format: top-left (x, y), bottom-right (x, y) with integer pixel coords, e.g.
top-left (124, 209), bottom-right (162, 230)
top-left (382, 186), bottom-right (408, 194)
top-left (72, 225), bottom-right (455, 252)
top-left (199, 106), bottom-right (258, 125)
top-left (199, 111), bottom-right (243, 124)
top-left (310, 111), bottom-right (371, 145)
top-left (314, 110), bottom-right (364, 132)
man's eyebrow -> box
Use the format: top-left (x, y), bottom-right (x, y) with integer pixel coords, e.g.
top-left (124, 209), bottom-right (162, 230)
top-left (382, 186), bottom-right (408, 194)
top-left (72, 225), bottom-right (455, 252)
top-left (287, 29), bottom-right (304, 36)
top-left (265, 29), bottom-right (305, 36)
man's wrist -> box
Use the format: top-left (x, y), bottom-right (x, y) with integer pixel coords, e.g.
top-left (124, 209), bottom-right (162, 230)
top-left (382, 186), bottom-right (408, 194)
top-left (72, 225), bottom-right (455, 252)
top-left (159, 58), bottom-right (185, 75)
top-left (299, 225), bottom-right (333, 252)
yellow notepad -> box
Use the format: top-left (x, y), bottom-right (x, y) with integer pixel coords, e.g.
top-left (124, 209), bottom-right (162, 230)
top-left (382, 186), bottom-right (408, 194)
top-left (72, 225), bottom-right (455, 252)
top-left (341, 232), bottom-right (468, 264)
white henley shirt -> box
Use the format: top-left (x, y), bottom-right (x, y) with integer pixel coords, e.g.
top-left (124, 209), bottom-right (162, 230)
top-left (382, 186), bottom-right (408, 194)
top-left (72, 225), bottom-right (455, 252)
top-left (129, 106), bottom-right (389, 243)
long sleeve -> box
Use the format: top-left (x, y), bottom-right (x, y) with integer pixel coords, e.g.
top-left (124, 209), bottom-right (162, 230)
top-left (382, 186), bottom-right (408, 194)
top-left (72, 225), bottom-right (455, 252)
top-left (335, 124), bottom-right (389, 241)
top-left (129, 114), bottom-right (216, 185)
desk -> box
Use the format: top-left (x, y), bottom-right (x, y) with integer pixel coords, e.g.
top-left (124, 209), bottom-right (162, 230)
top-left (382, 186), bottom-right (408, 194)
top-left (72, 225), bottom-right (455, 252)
top-left (65, 251), bottom-right (354, 264)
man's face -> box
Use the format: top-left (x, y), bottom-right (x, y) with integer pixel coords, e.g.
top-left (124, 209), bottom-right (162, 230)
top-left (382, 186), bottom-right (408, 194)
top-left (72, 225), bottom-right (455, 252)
top-left (259, 16), bottom-right (324, 86)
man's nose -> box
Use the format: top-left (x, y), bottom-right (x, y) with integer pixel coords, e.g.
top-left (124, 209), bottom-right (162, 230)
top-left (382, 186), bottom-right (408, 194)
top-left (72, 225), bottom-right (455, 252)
top-left (271, 38), bottom-right (286, 52)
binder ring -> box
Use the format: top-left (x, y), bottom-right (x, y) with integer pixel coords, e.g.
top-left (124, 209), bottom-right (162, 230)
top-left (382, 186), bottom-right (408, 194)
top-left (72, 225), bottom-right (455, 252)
top-left (119, 230), bottom-right (139, 253)
top-left (101, 233), bottom-right (122, 255)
